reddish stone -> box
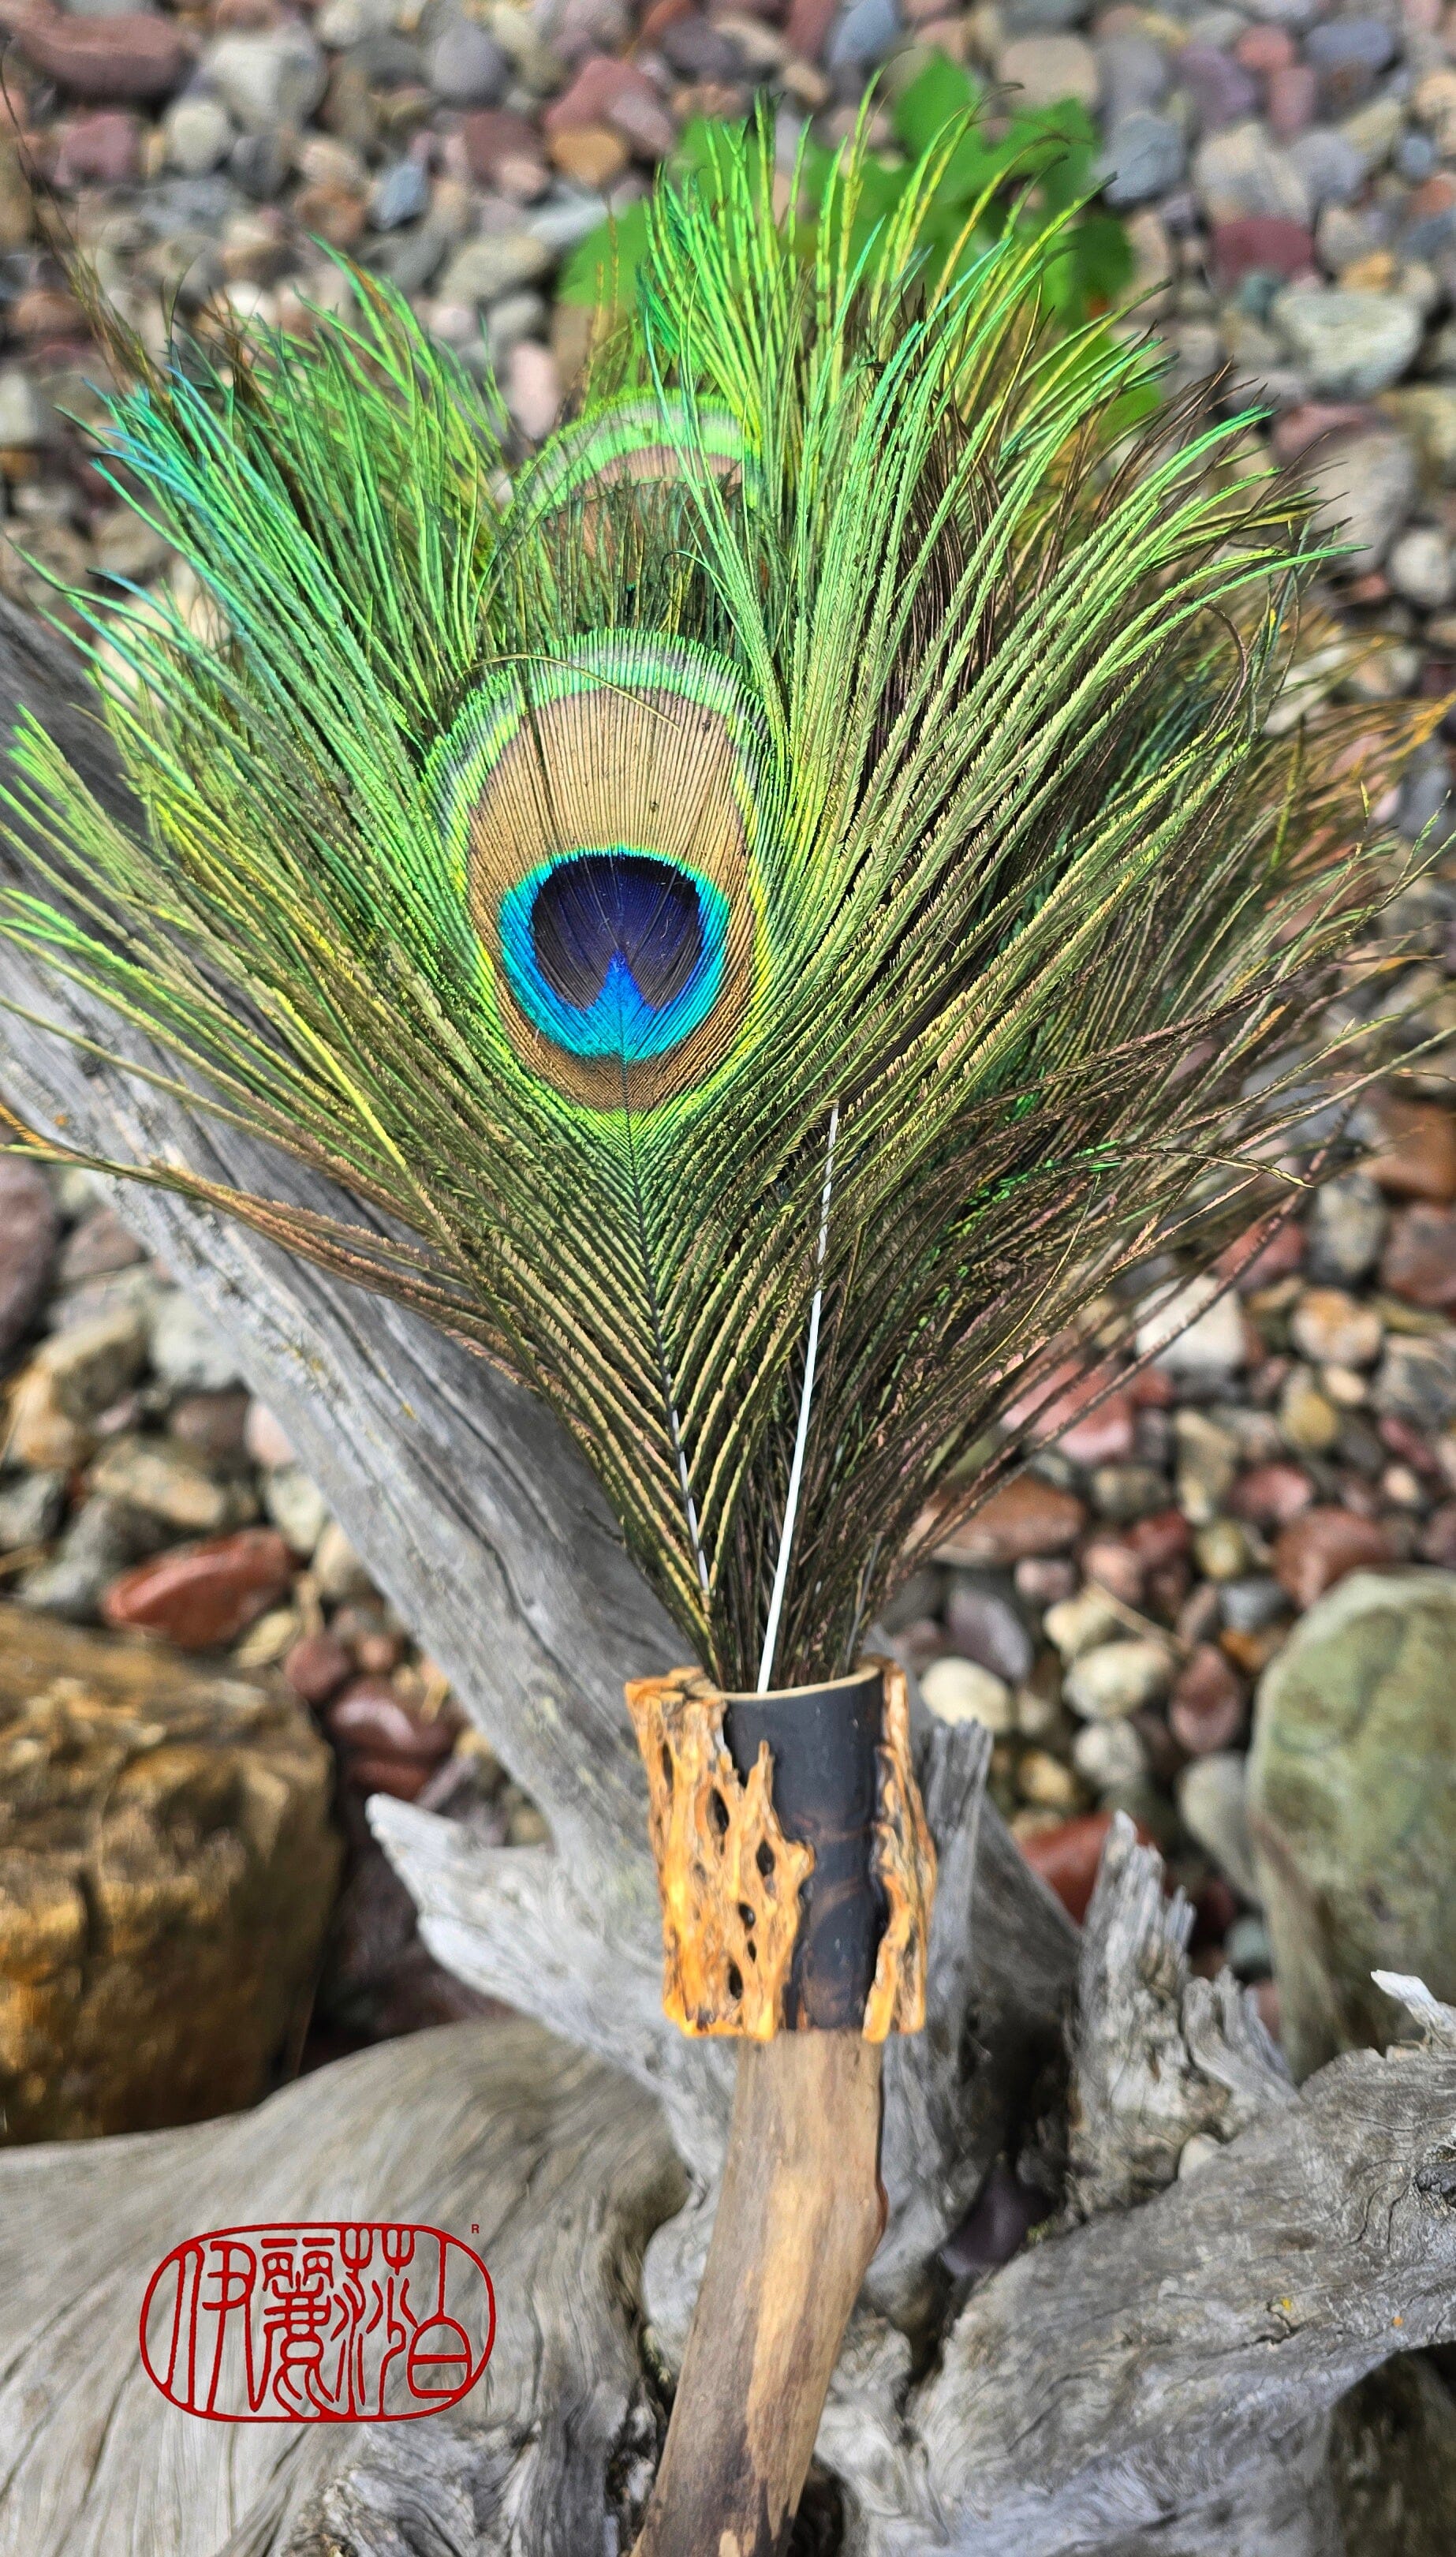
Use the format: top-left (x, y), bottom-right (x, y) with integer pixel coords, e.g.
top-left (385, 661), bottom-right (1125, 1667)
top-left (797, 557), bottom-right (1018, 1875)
top-left (1014, 1555), bottom-right (1078, 1605)
top-left (1361, 1096), bottom-right (1456, 1205)
top-left (932, 1473), bottom-right (1085, 1565)
top-left (1218, 1213), bottom-right (1305, 1291)
top-left (786, 0), bottom-right (837, 57)
top-left (1169, 1644), bottom-right (1248, 1755)
top-left (1376, 1413), bottom-right (1441, 1477)
top-left (1129, 1366), bottom-right (1174, 1408)
top-left (1003, 1355), bottom-right (1135, 1464)
top-left (543, 54), bottom-right (674, 155)
top-left (1379, 1203), bottom-right (1456, 1310)
top-left (102, 1527), bottom-right (293, 1649)
top-left (1409, 173), bottom-right (1456, 222)
top-left (326, 1679), bottom-right (455, 1763)
top-left (460, 107), bottom-right (540, 185)
top-left (1208, 215), bottom-right (1315, 291)
top-left (1081, 1534), bottom-right (1145, 1606)
top-left (168, 1389), bottom-right (251, 1457)
top-left (1129, 1507), bottom-right (1193, 1568)
top-left (1192, 1873), bottom-right (1240, 1946)
top-left (1265, 63), bottom-right (1316, 137)
top-left (346, 1752), bottom-right (433, 1801)
top-left (1418, 1501), bottom-right (1456, 1566)
top-left (1234, 24), bottom-right (1294, 70)
top-left (13, 9), bottom-right (191, 102)
top-left (1271, 1506), bottom-right (1394, 1610)
top-left (1144, 1557), bottom-right (1192, 1619)
top-left (1271, 403), bottom-right (1378, 464)
top-left (284, 1631), bottom-right (353, 1706)
top-left (638, 0), bottom-right (693, 34)
top-left (1018, 1810), bottom-right (1152, 1927)
top-left (355, 1629), bottom-right (405, 1676)
top-left (53, 109), bottom-right (139, 186)
top-left (1230, 1460), bottom-right (1314, 1529)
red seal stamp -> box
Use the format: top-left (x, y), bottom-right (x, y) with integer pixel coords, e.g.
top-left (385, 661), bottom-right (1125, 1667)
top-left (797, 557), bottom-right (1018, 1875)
top-left (139, 2222), bottom-right (495, 2422)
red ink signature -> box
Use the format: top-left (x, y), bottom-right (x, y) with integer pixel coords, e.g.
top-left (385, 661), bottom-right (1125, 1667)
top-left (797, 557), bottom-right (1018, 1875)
top-left (139, 2222), bottom-right (495, 2422)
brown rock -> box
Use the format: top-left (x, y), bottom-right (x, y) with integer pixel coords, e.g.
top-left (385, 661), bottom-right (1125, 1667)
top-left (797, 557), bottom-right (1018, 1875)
top-left (101, 1527), bottom-right (294, 1649)
top-left (168, 1388), bottom-right (251, 1457)
top-left (932, 1472), bottom-right (1085, 1565)
top-left (345, 1751), bottom-right (435, 1800)
top-left (1208, 215), bottom-right (1315, 291)
top-left (547, 119), bottom-right (629, 185)
top-left (0, 1604), bottom-right (338, 2140)
top-left (543, 52), bottom-right (674, 155)
top-left (1129, 1507), bottom-right (1193, 1568)
top-left (1217, 1209), bottom-right (1305, 1288)
top-left (283, 1629), bottom-right (353, 1704)
top-left (1081, 1535), bottom-right (1145, 1606)
top-left (1017, 1807), bottom-right (1152, 1925)
top-left (460, 105), bottom-right (540, 184)
top-left (786, 0), bottom-right (838, 58)
top-left (1230, 1460), bottom-right (1314, 1528)
top-left (0, 1158), bottom-right (57, 1358)
top-left (52, 108), bottom-right (140, 186)
top-left (1380, 1202), bottom-right (1456, 1310)
top-left (12, 8), bottom-right (192, 102)
top-left (326, 1678), bottom-right (455, 1763)
top-left (292, 181), bottom-right (367, 249)
top-left (87, 1434), bottom-right (257, 1535)
top-left (1361, 1095), bottom-right (1456, 1204)
top-left (1271, 1506), bottom-right (1395, 1610)
top-left (1170, 1643), bottom-right (1248, 1755)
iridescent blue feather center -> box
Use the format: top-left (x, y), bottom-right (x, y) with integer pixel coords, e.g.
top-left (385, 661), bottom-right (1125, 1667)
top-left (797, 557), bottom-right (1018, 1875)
top-left (498, 850), bottom-right (729, 1061)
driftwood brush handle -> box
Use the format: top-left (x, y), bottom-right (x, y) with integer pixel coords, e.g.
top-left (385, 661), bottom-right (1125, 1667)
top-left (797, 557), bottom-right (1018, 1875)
top-left (633, 2032), bottom-right (886, 2557)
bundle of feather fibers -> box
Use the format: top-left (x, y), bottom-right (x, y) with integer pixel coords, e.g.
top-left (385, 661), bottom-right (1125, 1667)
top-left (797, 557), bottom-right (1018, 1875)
top-left (0, 115), bottom-right (1428, 1706)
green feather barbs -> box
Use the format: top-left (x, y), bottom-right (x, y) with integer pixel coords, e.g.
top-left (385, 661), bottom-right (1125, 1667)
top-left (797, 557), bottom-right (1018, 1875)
top-left (428, 634), bottom-right (770, 1110)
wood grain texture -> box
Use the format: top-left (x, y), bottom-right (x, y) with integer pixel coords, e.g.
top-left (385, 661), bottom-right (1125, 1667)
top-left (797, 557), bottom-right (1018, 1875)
top-left (0, 2021), bottom-right (681, 2557)
top-left (634, 2034), bottom-right (886, 2557)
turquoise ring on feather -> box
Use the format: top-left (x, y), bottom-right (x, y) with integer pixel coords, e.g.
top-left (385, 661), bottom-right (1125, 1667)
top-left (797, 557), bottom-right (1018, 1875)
top-left (430, 632), bottom-right (769, 1112)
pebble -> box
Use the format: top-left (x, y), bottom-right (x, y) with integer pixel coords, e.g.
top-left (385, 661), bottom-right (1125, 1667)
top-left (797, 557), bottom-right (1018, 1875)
top-left (326, 1677), bottom-right (456, 1762)
top-left (1017, 1746), bottom-right (1081, 1811)
top-left (19, 1495), bottom-right (165, 1621)
top-left (0, 1468), bottom-right (66, 1550)
top-left (1193, 120), bottom-right (1310, 226)
top-left (203, 28), bottom-right (325, 133)
top-left (943, 1576), bottom-right (1032, 1683)
top-left (999, 34), bottom-right (1099, 110)
top-left (934, 1473), bottom-right (1085, 1565)
top-left (1379, 1204), bottom-right (1456, 1310)
top-left (920, 1654), bottom-right (1016, 1732)
top-left (1305, 1172), bottom-right (1387, 1284)
top-left (1174, 1407), bottom-right (1239, 1523)
top-left (828, 0), bottom-right (902, 69)
top-left (1304, 428), bottom-right (1417, 574)
top-left (1371, 1332), bottom-right (1456, 1429)
top-left (1387, 526), bottom-right (1454, 611)
top-left (1072, 1715), bottom-right (1148, 1791)
top-left (1017, 1809), bottom-right (1122, 1924)
top-left (1279, 1365), bottom-right (1341, 1452)
top-left (1044, 1583), bottom-right (1124, 1660)
top-left (426, 18), bottom-right (507, 106)
top-left (312, 1517), bottom-right (377, 1603)
top-left (1064, 1636), bottom-right (1174, 1720)
top-left (0, 1160), bottom-right (58, 1358)
top-left (283, 1629), bottom-right (353, 1703)
top-left (150, 1291), bottom-right (243, 1393)
top-left (1170, 1642), bottom-right (1248, 1755)
top-left (1177, 1749), bottom-right (1260, 1901)
top-left (57, 1205), bottom-right (144, 1287)
top-left (262, 1461), bottom-right (330, 1555)
top-left (1136, 1274), bottom-right (1245, 1382)
top-left (369, 157), bottom-right (430, 230)
top-left (1208, 213), bottom-right (1315, 288)
top-left (1271, 286), bottom-right (1423, 398)
top-left (505, 339), bottom-right (562, 441)
top-left (1360, 1093), bottom-right (1456, 1201)
top-left (14, 9), bottom-right (190, 100)
top-left (168, 1389), bottom-right (250, 1458)
top-left (101, 1523), bottom-right (295, 1647)
top-left (243, 1400), bottom-right (295, 1468)
top-left (439, 232), bottom-right (554, 307)
top-left (1271, 1505), bottom-right (1395, 1608)
top-left (1289, 1286), bottom-right (1383, 1368)
top-left (88, 1433), bottom-right (256, 1534)
top-left (1230, 1460), bottom-right (1313, 1527)
top-left (1194, 1517), bottom-right (1253, 1580)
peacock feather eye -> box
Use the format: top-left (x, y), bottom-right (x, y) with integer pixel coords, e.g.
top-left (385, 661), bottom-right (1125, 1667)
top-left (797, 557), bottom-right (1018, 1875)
top-left (431, 633), bottom-right (768, 1111)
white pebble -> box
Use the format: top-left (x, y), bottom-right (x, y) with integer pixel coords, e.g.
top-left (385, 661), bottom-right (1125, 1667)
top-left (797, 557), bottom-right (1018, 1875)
top-left (920, 1654), bottom-right (1016, 1733)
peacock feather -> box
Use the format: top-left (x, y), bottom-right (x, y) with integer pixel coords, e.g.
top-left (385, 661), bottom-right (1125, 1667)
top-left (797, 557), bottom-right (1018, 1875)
top-left (0, 113), bottom-right (1432, 1693)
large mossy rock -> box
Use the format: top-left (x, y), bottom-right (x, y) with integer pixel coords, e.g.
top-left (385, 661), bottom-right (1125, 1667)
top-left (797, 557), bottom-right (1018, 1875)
top-left (1247, 1568), bottom-right (1456, 2080)
top-left (0, 1604), bottom-right (341, 2140)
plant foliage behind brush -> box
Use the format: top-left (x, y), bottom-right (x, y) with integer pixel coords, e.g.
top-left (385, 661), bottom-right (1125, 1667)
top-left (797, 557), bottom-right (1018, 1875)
top-left (0, 112), bottom-right (1428, 1699)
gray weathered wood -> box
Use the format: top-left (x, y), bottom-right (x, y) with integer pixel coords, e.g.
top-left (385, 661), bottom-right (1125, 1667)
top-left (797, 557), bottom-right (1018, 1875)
top-left (0, 2021), bottom-right (681, 2557)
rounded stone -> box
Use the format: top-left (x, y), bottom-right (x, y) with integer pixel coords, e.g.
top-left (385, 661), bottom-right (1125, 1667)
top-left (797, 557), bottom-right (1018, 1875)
top-left (1288, 1286), bottom-right (1383, 1369)
top-left (1064, 1636), bottom-right (1174, 1720)
top-left (920, 1654), bottom-right (1016, 1733)
top-left (1387, 525), bottom-right (1455, 610)
top-left (1271, 286), bottom-right (1423, 399)
top-left (426, 17), bottom-right (508, 104)
top-left (1249, 1569), bottom-right (1456, 2075)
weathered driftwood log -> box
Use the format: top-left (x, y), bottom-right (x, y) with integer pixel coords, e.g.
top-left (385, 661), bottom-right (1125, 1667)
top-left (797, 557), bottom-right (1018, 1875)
top-left (2, 598), bottom-right (1454, 2557)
